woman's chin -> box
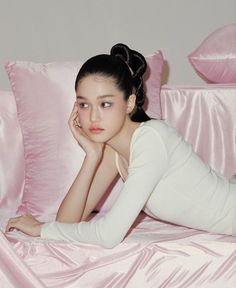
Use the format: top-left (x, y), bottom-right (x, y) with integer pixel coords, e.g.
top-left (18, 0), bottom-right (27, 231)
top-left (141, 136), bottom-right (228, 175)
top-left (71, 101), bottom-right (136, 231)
top-left (87, 133), bottom-right (107, 143)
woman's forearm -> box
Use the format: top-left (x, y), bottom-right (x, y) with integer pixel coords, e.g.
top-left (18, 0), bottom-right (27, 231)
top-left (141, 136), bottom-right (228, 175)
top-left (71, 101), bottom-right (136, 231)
top-left (56, 154), bottom-right (101, 223)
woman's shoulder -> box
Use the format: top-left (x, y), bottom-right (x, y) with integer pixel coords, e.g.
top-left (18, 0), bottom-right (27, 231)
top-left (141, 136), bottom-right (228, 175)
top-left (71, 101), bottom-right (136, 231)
top-left (129, 119), bottom-right (169, 165)
top-left (131, 119), bottom-right (169, 150)
top-left (132, 119), bottom-right (182, 150)
top-left (139, 119), bottom-right (175, 137)
top-left (142, 119), bottom-right (170, 129)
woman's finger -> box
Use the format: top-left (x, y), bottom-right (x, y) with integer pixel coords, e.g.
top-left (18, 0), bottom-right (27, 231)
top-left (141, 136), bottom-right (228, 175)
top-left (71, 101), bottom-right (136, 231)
top-left (69, 110), bottom-right (82, 130)
top-left (68, 102), bottom-right (78, 117)
top-left (5, 215), bottom-right (25, 232)
top-left (5, 221), bottom-right (16, 232)
top-left (73, 116), bottom-right (81, 128)
top-left (69, 104), bottom-right (80, 126)
top-left (69, 103), bottom-right (78, 121)
top-left (6, 216), bottom-right (20, 225)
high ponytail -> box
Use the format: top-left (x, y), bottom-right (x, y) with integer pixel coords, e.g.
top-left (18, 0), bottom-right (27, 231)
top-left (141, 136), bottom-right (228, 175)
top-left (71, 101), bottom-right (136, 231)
top-left (75, 43), bottom-right (151, 122)
top-left (110, 43), bottom-right (150, 122)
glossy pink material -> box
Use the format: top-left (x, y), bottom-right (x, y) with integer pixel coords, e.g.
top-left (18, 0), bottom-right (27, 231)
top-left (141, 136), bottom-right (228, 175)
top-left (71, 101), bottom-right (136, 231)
top-left (1, 213), bottom-right (235, 288)
top-left (143, 51), bottom-right (164, 119)
top-left (5, 61), bottom-right (86, 219)
top-left (0, 91), bottom-right (24, 214)
top-left (0, 230), bottom-right (46, 288)
top-left (5, 56), bottom-right (163, 217)
top-left (161, 85), bottom-right (236, 178)
top-left (189, 24), bottom-right (236, 83)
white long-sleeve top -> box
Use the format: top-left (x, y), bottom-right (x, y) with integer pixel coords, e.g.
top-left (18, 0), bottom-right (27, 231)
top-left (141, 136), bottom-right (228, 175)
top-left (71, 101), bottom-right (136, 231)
top-left (41, 120), bottom-right (236, 247)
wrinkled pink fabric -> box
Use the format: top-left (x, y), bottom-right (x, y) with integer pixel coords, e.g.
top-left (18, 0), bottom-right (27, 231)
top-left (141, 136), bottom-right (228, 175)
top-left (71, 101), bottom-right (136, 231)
top-left (143, 51), bottom-right (164, 119)
top-left (0, 231), bottom-right (46, 288)
top-left (5, 61), bottom-right (87, 219)
top-left (0, 91), bottom-right (24, 214)
top-left (1, 213), bottom-right (235, 288)
top-left (161, 85), bottom-right (236, 178)
top-left (189, 24), bottom-right (236, 84)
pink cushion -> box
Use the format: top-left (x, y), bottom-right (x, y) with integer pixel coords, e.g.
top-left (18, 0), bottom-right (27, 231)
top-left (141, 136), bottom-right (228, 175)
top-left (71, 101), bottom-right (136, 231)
top-left (0, 91), bottom-right (25, 214)
top-left (5, 53), bottom-right (163, 218)
top-left (143, 51), bottom-right (164, 119)
top-left (188, 24), bottom-right (236, 83)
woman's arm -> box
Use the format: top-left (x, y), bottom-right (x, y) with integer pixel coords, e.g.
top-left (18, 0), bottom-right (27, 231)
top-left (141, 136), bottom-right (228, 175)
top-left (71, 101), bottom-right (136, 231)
top-left (56, 153), bottom-right (100, 223)
top-left (56, 102), bottom-right (119, 223)
top-left (5, 145), bottom-right (118, 236)
top-left (80, 145), bottom-right (119, 221)
top-left (6, 126), bottom-right (167, 248)
top-left (56, 144), bottom-right (118, 223)
top-left (40, 126), bottom-right (168, 248)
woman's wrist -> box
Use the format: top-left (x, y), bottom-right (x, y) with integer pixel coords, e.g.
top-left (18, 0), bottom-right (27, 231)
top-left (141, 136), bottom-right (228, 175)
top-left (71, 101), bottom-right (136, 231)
top-left (34, 222), bottom-right (44, 237)
top-left (85, 151), bottom-right (103, 164)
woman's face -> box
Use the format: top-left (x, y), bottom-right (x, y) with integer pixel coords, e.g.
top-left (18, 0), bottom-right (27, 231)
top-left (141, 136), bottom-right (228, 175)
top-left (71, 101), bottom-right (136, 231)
top-left (75, 75), bottom-right (134, 143)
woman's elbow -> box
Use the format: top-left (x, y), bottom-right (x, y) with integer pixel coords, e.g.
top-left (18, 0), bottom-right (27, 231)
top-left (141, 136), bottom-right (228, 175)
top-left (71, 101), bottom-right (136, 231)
top-left (100, 235), bottom-right (123, 249)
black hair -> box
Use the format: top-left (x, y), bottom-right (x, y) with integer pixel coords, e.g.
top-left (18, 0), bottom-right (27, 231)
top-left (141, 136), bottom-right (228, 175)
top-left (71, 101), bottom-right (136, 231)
top-left (75, 43), bottom-right (150, 122)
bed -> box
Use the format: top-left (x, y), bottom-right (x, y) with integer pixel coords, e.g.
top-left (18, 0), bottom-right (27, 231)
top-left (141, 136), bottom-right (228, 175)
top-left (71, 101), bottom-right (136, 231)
top-left (1, 24), bottom-right (236, 288)
top-left (0, 83), bottom-right (235, 288)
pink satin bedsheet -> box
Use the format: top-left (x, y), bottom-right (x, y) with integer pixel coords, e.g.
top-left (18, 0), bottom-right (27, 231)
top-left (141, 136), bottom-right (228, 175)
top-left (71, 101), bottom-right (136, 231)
top-left (160, 84), bottom-right (236, 179)
top-left (1, 213), bottom-right (236, 288)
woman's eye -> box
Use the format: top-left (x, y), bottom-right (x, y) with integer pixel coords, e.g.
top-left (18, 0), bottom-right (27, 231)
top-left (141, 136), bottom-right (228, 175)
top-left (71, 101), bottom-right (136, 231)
top-left (79, 103), bottom-right (89, 109)
top-left (101, 102), bottom-right (112, 108)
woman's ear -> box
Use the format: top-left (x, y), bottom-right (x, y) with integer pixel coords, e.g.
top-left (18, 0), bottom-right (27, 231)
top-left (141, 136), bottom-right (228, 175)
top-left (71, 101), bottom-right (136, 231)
top-left (126, 94), bottom-right (136, 114)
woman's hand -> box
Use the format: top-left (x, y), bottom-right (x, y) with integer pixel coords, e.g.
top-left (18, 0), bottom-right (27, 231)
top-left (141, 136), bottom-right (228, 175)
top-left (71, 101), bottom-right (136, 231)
top-left (68, 102), bottom-right (104, 159)
top-left (5, 215), bottom-right (43, 237)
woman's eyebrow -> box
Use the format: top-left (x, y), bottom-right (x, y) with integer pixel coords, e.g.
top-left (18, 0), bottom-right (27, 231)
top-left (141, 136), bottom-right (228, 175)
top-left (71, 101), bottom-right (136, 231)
top-left (76, 95), bottom-right (115, 100)
top-left (76, 96), bottom-right (86, 100)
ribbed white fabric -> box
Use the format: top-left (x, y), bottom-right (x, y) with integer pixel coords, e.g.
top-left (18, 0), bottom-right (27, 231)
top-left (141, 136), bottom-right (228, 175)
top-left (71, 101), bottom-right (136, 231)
top-left (41, 120), bottom-right (236, 247)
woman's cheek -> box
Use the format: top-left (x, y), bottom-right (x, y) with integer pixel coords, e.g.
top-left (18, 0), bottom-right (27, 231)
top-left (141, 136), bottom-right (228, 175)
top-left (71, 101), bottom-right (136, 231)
top-left (108, 106), bottom-right (126, 120)
top-left (77, 109), bottom-right (86, 122)
top-left (102, 110), bottom-right (116, 121)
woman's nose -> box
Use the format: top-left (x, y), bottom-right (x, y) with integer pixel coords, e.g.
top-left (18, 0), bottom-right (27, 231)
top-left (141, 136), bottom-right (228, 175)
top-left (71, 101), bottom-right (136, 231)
top-left (90, 107), bottom-right (101, 122)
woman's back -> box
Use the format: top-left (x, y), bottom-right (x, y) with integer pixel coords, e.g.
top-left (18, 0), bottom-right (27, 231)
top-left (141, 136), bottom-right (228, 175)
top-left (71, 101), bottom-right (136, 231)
top-left (117, 119), bottom-right (236, 236)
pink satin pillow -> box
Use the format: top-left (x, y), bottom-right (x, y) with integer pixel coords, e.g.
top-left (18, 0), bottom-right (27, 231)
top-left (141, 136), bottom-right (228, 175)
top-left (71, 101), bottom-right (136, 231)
top-left (5, 53), bottom-right (163, 218)
top-left (0, 91), bottom-right (25, 215)
top-left (143, 51), bottom-right (164, 119)
top-left (5, 62), bottom-right (86, 219)
top-left (189, 24), bottom-right (236, 83)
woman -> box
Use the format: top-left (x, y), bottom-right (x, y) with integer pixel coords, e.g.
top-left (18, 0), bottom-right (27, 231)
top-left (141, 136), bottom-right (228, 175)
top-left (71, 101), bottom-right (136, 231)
top-left (6, 44), bottom-right (236, 248)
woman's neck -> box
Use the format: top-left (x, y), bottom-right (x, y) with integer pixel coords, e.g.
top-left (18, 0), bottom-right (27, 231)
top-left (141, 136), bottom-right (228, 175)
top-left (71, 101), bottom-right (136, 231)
top-left (107, 119), bottom-right (141, 162)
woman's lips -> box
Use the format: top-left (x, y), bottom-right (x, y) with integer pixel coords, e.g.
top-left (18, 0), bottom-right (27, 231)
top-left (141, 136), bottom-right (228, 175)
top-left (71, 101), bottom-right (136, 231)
top-left (89, 127), bottom-right (104, 134)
